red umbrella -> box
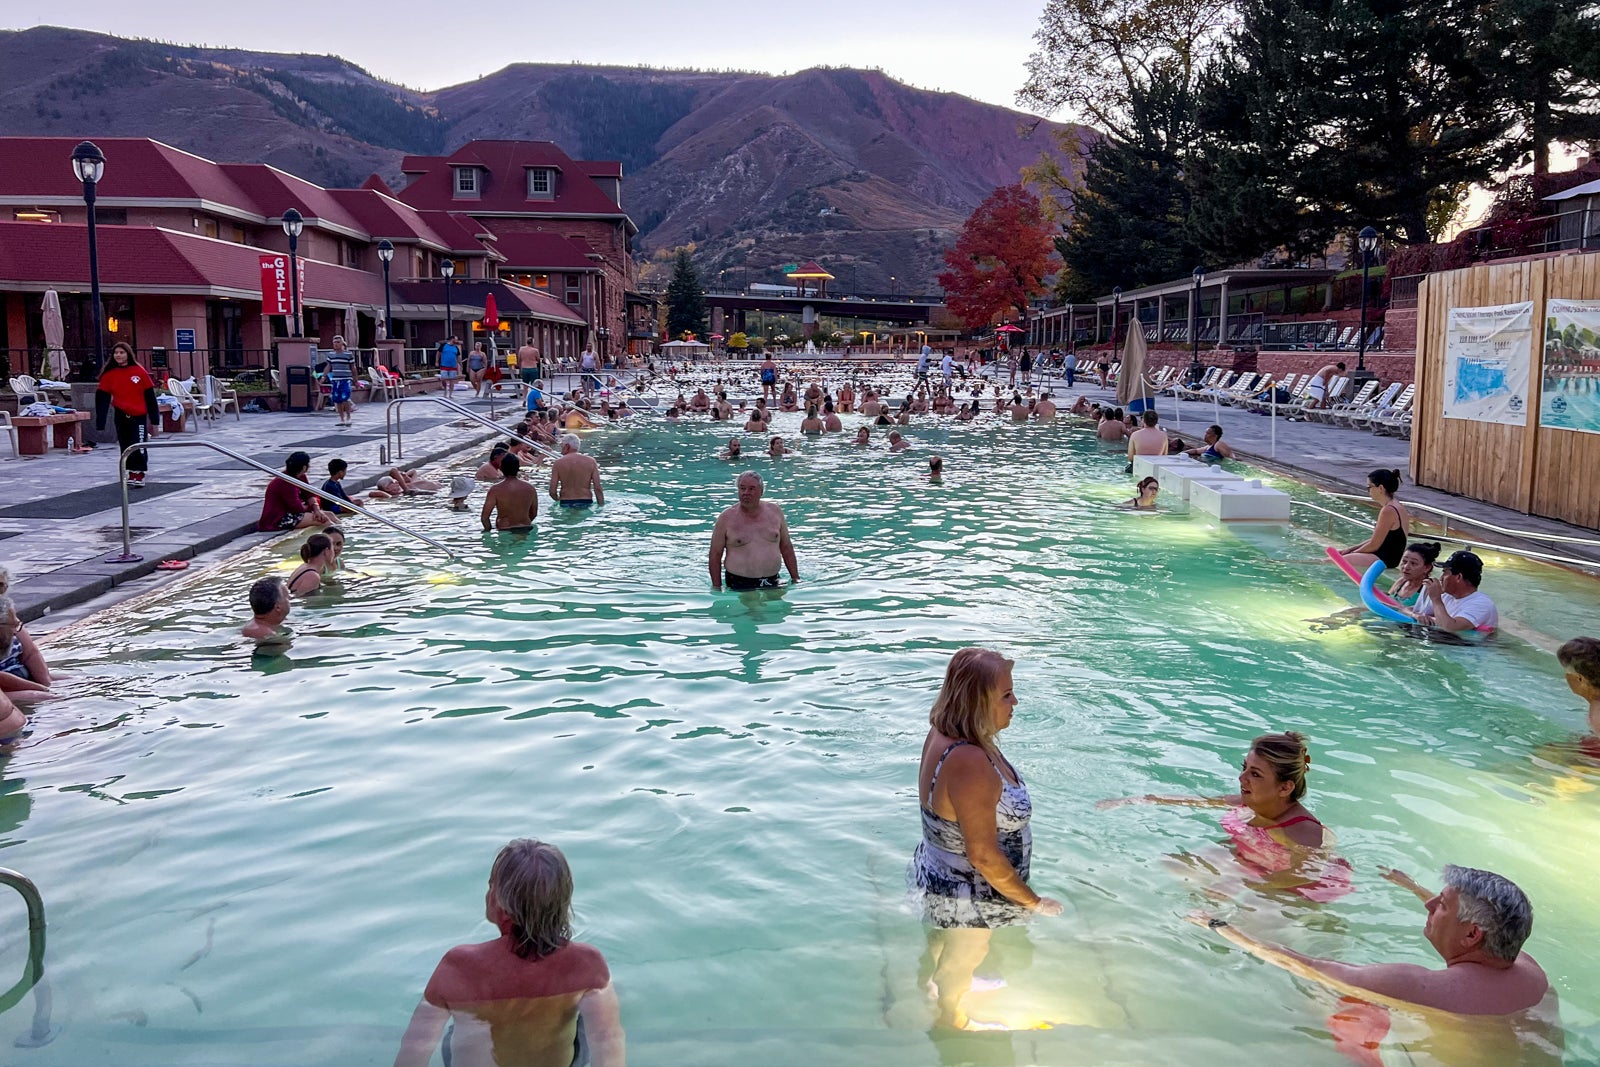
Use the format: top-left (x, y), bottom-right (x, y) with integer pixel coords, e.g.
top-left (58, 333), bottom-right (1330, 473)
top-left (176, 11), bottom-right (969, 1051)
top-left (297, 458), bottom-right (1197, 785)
top-left (995, 324), bottom-right (1024, 333)
top-left (482, 292), bottom-right (500, 331)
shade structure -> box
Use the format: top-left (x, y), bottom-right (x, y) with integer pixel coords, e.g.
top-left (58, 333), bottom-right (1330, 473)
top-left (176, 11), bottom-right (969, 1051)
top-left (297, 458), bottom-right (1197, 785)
top-left (1115, 320), bottom-right (1150, 409)
top-left (41, 289), bottom-right (68, 379)
top-left (785, 260), bottom-right (834, 280)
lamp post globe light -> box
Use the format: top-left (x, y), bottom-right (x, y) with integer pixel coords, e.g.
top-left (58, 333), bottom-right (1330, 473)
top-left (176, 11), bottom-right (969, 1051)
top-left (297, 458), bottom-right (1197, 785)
top-left (281, 208), bottom-right (304, 338)
top-left (71, 140), bottom-right (106, 377)
top-left (441, 258), bottom-right (454, 344)
top-left (1353, 226), bottom-right (1380, 386)
top-left (1111, 286), bottom-right (1123, 348)
top-left (376, 239), bottom-right (395, 345)
top-left (1188, 267), bottom-right (1206, 386)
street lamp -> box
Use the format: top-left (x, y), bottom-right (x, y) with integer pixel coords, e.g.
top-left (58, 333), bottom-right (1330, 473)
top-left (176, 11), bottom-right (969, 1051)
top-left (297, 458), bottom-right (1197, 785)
top-left (1111, 286), bottom-right (1123, 349)
top-left (1188, 267), bottom-right (1206, 386)
top-left (1353, 226), bottom-right (1380, 386)
top-left (71, 140), bottom-right (106, 377)
top-left (441, 258), bottom-right (455, 343)
top-left (376, 239), bottom-right (394, 343)
top-left (281, 208), bottom-right (304, 338)
top-left (890, 275), bottom-right (897, 299)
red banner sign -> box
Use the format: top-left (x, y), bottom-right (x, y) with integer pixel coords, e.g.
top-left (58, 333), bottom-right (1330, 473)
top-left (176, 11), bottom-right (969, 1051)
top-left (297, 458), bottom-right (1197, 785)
top-left (259, 254), bottom-right (306, 315)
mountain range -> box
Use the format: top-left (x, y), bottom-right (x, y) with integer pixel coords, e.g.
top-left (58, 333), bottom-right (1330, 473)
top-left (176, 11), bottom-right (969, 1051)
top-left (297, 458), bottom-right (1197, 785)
top-left (0, 26), bottom-right (1081, 291)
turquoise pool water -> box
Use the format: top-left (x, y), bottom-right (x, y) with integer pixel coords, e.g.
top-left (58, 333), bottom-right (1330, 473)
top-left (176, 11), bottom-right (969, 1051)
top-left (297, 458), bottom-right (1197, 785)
top-left (4, 413), bottom-right (1600, 1065)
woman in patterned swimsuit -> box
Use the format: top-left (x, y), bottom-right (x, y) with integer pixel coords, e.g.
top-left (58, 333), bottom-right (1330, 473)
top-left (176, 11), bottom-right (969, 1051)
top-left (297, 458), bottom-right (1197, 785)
top-left (910, 648), bottom-right (1063, 1030)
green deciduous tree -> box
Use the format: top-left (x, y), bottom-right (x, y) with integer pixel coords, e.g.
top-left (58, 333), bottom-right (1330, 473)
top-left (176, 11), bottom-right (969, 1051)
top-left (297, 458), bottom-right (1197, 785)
top-left (665, 249), bottom-right (706, 341)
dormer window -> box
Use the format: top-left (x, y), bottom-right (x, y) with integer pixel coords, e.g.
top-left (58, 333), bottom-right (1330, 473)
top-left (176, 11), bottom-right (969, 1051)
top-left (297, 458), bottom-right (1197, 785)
top-left (454, 167), bottom-right (480, 198)
top-left (527, 168), bottom-right (554, 199)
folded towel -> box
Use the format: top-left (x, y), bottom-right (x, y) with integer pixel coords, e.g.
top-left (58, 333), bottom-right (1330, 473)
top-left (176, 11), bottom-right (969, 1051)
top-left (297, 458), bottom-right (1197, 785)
top-left (19, 403), bottom-right (55, 417)
top-left (37, 378), bottom-right (71, 389)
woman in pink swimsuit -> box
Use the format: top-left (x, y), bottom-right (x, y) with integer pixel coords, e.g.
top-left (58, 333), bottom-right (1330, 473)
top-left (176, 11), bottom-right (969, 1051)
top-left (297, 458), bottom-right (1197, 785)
top-left (1099, 731), bottom-right (1352, 902)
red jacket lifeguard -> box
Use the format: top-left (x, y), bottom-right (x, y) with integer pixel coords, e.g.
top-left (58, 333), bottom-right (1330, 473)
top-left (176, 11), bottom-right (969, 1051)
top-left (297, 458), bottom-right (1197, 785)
top-left (94, 360), bottom-right (159, 429)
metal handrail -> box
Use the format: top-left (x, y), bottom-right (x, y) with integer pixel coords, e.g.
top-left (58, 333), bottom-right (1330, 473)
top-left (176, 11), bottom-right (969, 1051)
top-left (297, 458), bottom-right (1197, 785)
top-left (112, 440), bottom-right (458, 562)
top-left (384, 396), bottom-right (559, 464)
top-left (0, 867), bottom-right (54, 1045)
top-left (1320, 491), bottom-right (1600, 549)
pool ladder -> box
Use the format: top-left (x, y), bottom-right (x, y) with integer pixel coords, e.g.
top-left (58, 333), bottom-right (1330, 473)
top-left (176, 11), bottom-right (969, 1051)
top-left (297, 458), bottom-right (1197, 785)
top-left (0, 867), bottom-right (55, 1047)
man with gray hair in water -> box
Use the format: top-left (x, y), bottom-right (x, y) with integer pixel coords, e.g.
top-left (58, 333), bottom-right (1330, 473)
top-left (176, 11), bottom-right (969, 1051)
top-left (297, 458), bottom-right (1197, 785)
top-left (1193, 864), bottom-right (1559, 1059)
top-left (708, 471), bottom-right (800, 592)
top-left (548, 433), bottom-right (604, 509)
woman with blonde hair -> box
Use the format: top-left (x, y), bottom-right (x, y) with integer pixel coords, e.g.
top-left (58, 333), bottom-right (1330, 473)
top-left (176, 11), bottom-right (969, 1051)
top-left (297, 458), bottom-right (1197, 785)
top-left (910, 648), bottom-right (1061, 1030)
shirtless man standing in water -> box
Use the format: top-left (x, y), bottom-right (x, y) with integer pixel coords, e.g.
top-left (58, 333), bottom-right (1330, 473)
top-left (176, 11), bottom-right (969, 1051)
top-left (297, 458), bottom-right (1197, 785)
top-left (548, 434), bottom-right (605, 509)
top-left (709, 471), bottom-right (800, 592)
top-left (482, 454), bottom-right (538, 530)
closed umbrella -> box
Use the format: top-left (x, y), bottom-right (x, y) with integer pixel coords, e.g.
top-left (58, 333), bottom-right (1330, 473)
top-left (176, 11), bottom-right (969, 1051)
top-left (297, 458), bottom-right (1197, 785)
top-left (1115, 320), bottom-right (1151, 412)
top-left (41, 289), bottom-right (69, 380)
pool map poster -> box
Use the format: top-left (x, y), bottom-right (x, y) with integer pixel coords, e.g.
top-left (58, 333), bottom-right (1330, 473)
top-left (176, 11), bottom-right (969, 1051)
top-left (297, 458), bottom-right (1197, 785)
top-left (1442, 301), bottom-right (1533, 426)
top-left (1541, 299), bottom-right (1600, 435)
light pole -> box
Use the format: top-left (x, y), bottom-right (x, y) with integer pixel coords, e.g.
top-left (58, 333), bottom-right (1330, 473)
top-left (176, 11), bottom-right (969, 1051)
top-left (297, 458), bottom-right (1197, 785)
top-left (441, 258), bottom-right (455, 344)
top-left (890, 275), bottom-right (897, 300)
top-left (376, 239), bottom-right (394, 343)
top-left (1111, 286), bottom-right (1123, 351)
top-left (1353, 226), bottom-right (1380, 387)
top-left (281, 208), bottom-right (304, 337)
top-left (71, 141), bottom-right (106, 377)
top-left (1188, 267), bottom-right (1206, 386)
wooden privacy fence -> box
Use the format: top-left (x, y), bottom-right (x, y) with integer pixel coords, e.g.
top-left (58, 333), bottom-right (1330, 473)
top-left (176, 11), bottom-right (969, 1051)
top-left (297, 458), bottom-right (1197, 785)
top-left (1412, 253), bottom-right (1600, 530)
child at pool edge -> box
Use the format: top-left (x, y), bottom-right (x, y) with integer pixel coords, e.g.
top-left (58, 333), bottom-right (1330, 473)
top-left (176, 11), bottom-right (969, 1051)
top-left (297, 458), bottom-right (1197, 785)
top-left (242, 577), bottom-right (290, 643)
top-left (393, 839), bottom-right (625, 1067)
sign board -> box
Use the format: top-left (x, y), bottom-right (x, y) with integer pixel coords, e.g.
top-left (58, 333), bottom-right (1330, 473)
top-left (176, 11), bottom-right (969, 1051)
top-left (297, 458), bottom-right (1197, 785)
top-left (1442, 301), bottom-right (1533, 426)
top-left (1541, 299), bottom-right (1600, 435)
top-left (259, 253), bottom-right (307, 316)
top-left (175, 328), bottom-right (196, 352)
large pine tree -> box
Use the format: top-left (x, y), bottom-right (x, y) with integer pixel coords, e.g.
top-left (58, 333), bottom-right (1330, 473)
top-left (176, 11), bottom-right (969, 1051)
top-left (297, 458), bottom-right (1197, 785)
top-left (665, 249), bottom-right (706, 341)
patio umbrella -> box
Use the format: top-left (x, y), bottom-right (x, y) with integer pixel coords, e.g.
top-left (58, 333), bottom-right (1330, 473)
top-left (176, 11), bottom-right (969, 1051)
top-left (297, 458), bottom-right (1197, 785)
top-left (344, 303), bottom-right (361, 346)
top-left (1115, 320), bottom-right (1150, 411)
top-left (482, 292), bottom-right (500, 331)
top-left (994, 324), bottom-right (1024, 333)
top-left (41, 289), bottom-right (69, 380)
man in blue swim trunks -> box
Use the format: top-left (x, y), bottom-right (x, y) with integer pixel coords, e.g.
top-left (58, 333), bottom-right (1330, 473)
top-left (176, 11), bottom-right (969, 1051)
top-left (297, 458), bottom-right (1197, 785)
top-left (549, 433), bottom-right (604, 509)
top-left (709, 471), bottom-right (800, 592)
top-left (324, 335), bottom-right (357, 426)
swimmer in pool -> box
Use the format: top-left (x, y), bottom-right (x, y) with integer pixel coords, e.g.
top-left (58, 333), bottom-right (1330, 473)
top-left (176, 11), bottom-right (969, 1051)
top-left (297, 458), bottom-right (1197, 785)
top-left (1191, 866), bottom-right (1561, 1067)
top-left (1184, 424), bottom-right (1234, 463)
top-left (482, 453), bottom-right (538, 530)
top-left (1099, 731), bottom-right (1352, 902)
top-left (800, 405), bottom-right (824, 434)
top-left (287, 534), bottom-right (335, 596)
top-left (719, 437), bottom-right (742, 460)
top-left (1388, 541), bottom-right (1441, 607)
top-left (888, 431), bottom-right (910, 452)
top-left (768, 435), bottom-right (790, 457)
top-left (823, 401), bottom-right (842, 432)
top-left (393, 839), bottom-right (625, 1067)
top-left (1341, 468), bottom-right (1408, 574)
top-left (1558, 637), bottom-right (1600, 758)
top-left (1122, 477), bottom-right (1160, 509)
top-left (855, 426), bottom-right (871, 447)
top-left (708, 470), bottom-right (799, 592)
top-left (549, 435), bottom-right (604, 509)
top-left (928, 455), bottom-right (943, 482)
top-left (241, 576), bottom-right (291, 643)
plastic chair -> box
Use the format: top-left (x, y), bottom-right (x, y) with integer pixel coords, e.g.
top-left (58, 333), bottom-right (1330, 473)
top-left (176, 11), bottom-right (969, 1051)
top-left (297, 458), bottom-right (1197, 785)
top-left (166, 378), bottom-right (211, 429)
top-left (204, 376), bottom-right (240, 420)
top-left (0, 411), bottom-right (16, 456)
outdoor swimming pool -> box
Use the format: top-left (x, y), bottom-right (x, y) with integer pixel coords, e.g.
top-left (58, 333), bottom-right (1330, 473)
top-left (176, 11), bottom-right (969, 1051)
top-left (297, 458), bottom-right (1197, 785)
top-left (4, 412), bottom-right (1599, 1066)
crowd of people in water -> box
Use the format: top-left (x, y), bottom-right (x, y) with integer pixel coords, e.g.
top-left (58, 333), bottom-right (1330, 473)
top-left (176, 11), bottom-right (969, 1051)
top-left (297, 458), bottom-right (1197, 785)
top-left (8, 348), bottom-right (1600, 1066)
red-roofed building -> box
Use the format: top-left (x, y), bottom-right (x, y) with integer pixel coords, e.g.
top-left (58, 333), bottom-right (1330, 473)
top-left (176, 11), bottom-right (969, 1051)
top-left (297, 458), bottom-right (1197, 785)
top-left (389, 141), bottom-right (639, 357)
top-left (0, 136), bottom-right (605, 383)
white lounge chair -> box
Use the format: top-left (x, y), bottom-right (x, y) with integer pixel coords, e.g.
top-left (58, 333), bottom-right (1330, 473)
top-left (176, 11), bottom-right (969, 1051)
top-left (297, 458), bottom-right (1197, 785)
top-left (1354, 384), bottom-right (1414, 432)
top-left (1310, 380), bottom-right (1378, 424)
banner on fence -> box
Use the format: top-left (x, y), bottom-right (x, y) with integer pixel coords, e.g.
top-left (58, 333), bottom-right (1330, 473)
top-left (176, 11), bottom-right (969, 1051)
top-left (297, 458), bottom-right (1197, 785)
top-left (1442, 301), bottom-right (1533, 426)
top-left (259, 254), bottom-right (306, 316)
top-left (1541, 299), bottom-right (1600, 435)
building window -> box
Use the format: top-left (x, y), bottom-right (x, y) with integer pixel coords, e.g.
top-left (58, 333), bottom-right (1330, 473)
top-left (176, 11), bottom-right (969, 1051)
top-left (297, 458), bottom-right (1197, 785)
top-left (454, 167), bottom-right (479, 197)
top-left (533, 274), bottom-right (550, 290)
top-left (100, 208), bottom-right (128, 225)
top-left (565, 277), bottom-right (582, 306)
top-left (12, 209), bottom-right (59, 223)
top-left (528, 168), bottom-right (553, 197)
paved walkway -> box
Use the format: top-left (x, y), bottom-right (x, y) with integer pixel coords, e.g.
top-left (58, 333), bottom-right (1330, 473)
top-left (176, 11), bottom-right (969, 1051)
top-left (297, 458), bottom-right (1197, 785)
top-left (1, 387), bottom-right (534, 625)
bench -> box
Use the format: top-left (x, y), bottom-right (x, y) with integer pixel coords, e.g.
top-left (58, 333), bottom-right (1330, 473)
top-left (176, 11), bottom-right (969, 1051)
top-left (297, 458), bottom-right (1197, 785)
top-left (13, 411), bottom-right (91, 455)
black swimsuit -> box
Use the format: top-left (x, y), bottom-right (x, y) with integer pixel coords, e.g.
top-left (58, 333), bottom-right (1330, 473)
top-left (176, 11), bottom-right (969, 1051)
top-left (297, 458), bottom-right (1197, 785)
top-left (1375, 504), bottom-right (1407, 569)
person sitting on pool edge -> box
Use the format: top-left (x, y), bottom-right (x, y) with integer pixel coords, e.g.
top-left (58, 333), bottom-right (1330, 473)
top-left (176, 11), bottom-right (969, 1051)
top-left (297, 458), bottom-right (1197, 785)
top-left (241, 576), bottom-right (291, 642)
top-left (1099, 731), bottom-right (1351, 902)
top-left (319, 458), bottom-right (365, 515)
top-left (1123, 477), bottom-right (1160, 509)
top-left (1184, 425), bottom-right (1234, 464)
top-left (549, 435), bottom-right (604, 509)
top-left (258, 452), bottom-right (337, 532)
top-left (1190, 865), bottom-right (1559, 1063)
top-left (393, 838), bottom-right (625, 1067)
top-left (1387, 541), bottom-right (1441, 607)
top-left (708, 471), bottom-right (799, 592)
top-left (0, 595), bottom-right (57, 704)
top-left (482, 453), bottom-right (539, 531)
top-left (1410, 550), bottom-right (1498, 633)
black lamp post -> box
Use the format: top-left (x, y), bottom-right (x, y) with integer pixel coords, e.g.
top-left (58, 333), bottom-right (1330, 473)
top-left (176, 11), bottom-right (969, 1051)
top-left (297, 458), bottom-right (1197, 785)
top-left (1353, 226), bottom-right (1380, 387)
top-left (1111, 286), bottom-right (1123, 349)
top-left (281, 208), bottom-right (304, 337)
top-left (441, 258), bottom-right (455, 344)
top-left (376, 239), bottom-right (394, 343)
top-left (71, 140), bottom-right (106, 378)
top-left (1188, 267), bottom-right (1206, 386)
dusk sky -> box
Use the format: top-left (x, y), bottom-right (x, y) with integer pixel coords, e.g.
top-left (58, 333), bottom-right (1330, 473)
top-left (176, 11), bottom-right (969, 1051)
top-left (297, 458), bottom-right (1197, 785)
top-left (5, 3), bottom-right (1055, 115)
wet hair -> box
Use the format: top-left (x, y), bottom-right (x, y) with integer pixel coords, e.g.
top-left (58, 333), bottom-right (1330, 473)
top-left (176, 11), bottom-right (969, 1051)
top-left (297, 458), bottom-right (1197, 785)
top-left (1141, 410), bottom-right (1159, 427)
top-left (300, 533), bottom-right (332, 562)
top-left (327, 458), bottom-right (348, 478)
top-left (929, 455), bottom-right (943, 470)
top-left (1442, 865), bottom-right (1533, 961)
top-left (1557, 637), bottom-right (1600, 689)
top-left (1137, 476), bottom-right (1159, 493)
top-left (1404, 541), bottom-right (1441, 567)
top-left (500, 453), bottom-right (521, 478)
top-left (1207, 424), bottom-right (1224, 438)
top-left (249, 576), bottom-right (287, 616)
top-left (929, 648), bottom-right (1015, 746)
top-left (285, 451), bottom-right (312, 476)
top-left (1368, 468), bottom-right (1402, 496)
top-left (1441, 550), bottom-right (1484, 587)
top-left (1249, 731), bottom-right (1310, 802)
top-left (490, 839), bottom-right (574, 960)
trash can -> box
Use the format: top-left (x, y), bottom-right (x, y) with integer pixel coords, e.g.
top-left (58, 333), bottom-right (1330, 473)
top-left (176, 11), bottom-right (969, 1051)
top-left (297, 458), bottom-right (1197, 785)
top-left (286, 365), bottom-right (314, 412)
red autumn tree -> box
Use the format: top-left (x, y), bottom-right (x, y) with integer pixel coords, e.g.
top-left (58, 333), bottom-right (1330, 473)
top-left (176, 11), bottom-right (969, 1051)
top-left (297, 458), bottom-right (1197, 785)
top-left (937, 184), bottom-right (1060, 329)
